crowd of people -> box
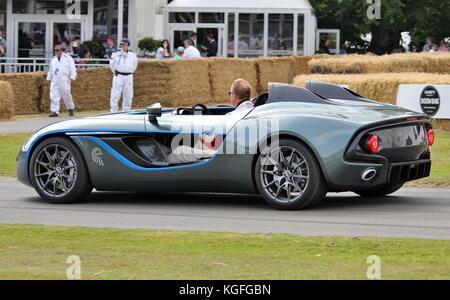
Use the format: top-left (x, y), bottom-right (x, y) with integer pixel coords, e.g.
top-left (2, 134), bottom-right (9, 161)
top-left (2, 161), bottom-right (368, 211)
top-left (412, 36), bottom-right (449, 53)
top-left (155, 32), bottom-right (218, 60)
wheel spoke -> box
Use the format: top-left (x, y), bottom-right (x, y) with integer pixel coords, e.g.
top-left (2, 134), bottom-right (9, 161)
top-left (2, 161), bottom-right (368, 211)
top-left (264, 180), bottom-right (278, 189)
top-left (35, 171), bottom-right (54, 178)
top-left (288, 149), bottom-right (296, 164)
top-left (262, 169), bottom-right (277, 176)
top-left (36, 160), bottom-right (51, 170)
top-left (44, 148), bottom-right (54, 163)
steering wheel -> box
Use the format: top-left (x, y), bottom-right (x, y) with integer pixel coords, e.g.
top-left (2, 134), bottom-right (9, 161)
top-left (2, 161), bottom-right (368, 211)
top-left (191, 103), bottom-right (211, 115)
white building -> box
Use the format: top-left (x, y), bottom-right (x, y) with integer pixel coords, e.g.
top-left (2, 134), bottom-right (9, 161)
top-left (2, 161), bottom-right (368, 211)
top-left (0, 0), bottom-right (338, 59)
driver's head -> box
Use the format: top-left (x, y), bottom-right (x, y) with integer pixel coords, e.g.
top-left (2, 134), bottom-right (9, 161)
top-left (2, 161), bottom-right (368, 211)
top-left (229, 79), bottom-right (251, 107)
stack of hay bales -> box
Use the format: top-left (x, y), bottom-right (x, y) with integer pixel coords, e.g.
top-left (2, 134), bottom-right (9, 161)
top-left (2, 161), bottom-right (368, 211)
top-left (256, 56), bottom-right (296, 93)
top-left (0, 81), bottom-right (14, 119)
top-left (208, 58), bottom-right (258, 103)
top-left (308, 52), bottom-right (450, 74)
top-left (134, 59), bottom-right (211, 108)
top-left (294, 73), bottom-right (450, 105)
top-left (0, 54), bottom-right (327, 118)
top-left (294, 72), bottom-right (450, 130)
top-left (0, 73), bottom-right (44, 114)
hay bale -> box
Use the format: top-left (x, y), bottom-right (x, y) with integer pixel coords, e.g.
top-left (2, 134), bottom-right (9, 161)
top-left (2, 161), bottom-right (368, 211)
top-left (208, 58), bottom-right (258, 103)
top-left (0, 81), bottom-right (14, 119)
top-left (308, 53), bottom-right (450, 75)
top-left (134, 59), bottom-right (212, 108)
top-left (256, 56), bottom-right (297, 93)
top-left (0, 72), bottom-right (44, 114)
top-left (294, 72), bottom-right (450, 105)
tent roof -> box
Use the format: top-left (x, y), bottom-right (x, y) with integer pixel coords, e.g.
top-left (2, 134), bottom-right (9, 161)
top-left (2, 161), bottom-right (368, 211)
top-left (166, 0), bottom-right (313, 10)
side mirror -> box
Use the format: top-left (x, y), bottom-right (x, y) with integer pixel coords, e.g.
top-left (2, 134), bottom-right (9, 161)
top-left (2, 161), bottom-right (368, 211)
top-left (147, 103), bottom-right (162, 122)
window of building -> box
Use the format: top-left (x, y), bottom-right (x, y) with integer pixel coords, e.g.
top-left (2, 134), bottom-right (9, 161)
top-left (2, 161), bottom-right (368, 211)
top-left (13, 0), bottom-right (88, 15)
top-left (268, 14), bottom-right (293, 56)
top-left (93, 0), bottom-right (129, 43)
top-left (298, 14), bottom-right (305, 54)
top-left (169, 12), bottom-right (195, 23)
top-left (227, 13), bottom-right (235, 57)
top-left (199, 13), bottom-right (224, 24)
top-left (0, 0), bottom-right (6, 32)
top-left (238, 13), bottom-right (264, 58)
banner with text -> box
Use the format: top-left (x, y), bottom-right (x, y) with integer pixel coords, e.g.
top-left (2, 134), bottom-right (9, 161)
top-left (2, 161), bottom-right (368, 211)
top-left (397, 84), bottom-right (450, 119)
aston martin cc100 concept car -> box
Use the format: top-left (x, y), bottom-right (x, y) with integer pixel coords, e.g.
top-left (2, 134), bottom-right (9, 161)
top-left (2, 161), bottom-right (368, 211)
top-left (17, 81), bottom-right (434, 210)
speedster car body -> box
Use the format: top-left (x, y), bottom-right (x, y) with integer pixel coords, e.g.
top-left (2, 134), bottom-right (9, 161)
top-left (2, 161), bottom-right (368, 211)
top-left (17, 82), bottom-right (434, 209)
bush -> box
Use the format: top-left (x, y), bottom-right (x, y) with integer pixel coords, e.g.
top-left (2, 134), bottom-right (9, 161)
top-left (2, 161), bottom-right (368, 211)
top-left (83, 40), bottom-right (105, 58)
top-left (138, 37), bottom-right (161, 53)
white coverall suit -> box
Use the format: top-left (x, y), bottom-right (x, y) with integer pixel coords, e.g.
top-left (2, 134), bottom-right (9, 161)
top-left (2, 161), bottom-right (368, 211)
top-left (109, 49), bottom-right (138, 113)
top-left (46, 53), bottom-right (77, 114)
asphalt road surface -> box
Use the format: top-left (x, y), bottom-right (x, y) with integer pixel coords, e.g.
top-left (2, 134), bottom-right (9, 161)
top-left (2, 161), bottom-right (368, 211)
top-left (0, 177), bottom-right (449, 239)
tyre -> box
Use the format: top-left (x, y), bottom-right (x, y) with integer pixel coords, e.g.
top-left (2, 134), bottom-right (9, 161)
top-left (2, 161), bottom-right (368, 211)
top-left (29, 137), bottom-right (93, 204)
top-left (355, 183), bottom-right (404, 198)
top-left (255, 139), bottom-right (328, 210)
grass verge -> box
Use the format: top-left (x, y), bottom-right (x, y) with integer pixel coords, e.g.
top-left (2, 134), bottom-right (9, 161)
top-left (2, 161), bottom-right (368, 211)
top-left (1, 131), bottom-right (449, 186)
top-left (0, 224), bottom-right (449, 280)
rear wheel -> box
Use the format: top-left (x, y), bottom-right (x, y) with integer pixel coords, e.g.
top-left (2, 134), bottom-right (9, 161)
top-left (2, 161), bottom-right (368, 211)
top-left (355, 183), bottom-right (404, 198)
top-left (29, 137), bottom-right (93, 204)
top-left (255, 139), bottom-right (328, 210)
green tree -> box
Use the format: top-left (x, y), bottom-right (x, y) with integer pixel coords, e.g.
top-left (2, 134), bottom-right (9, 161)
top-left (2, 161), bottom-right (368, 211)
top-left (309, 0), bottom-right (450, 54)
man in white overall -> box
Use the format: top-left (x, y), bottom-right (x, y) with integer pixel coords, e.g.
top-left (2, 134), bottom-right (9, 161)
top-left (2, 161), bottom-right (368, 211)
top-left (109, 38), bottom-right (138, 113)
top-left (47, 45), bottom-right (77, 117)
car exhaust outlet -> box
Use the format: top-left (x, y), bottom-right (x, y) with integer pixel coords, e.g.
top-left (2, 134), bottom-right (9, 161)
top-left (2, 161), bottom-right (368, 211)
top-left (362, 168), bottom-right (377, 181)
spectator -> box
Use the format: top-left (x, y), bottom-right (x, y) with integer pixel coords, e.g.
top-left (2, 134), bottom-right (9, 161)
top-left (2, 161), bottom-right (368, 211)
top-left (73, 36), bottom-right (90, 59)
top-left (190, 32), bottom-right (198, 48)
top-left (173, 47), bottom-right (184, 60)
top-left (103, 36), bottom-right (116, 59)
top-left (438, 40), bottom-right (449, 52)
top-left (201, 33), bottom-right (218, 57)
top-left (156, 39), bottom-right (171, 60)
top-left (182, 39), bottom-right (201, 59)
top-left (422, 37), bottom-right (434, 52)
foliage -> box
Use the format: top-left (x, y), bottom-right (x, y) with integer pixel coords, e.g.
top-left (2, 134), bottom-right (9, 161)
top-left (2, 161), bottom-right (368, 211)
top-left (138, 36), bottom-right (162, 53)
top-left (309, 0), bottom-right (450, 54)
top-left (82, 39), bottom-right (105, 58)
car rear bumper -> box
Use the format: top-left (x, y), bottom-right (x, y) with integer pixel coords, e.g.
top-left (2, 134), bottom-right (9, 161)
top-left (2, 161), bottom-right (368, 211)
top-left (387, 160), bottom-right (431, 185)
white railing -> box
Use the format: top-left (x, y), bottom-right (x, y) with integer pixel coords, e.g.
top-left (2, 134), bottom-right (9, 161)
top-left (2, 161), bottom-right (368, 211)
top-left (0, 57), bottom-right (156, 73)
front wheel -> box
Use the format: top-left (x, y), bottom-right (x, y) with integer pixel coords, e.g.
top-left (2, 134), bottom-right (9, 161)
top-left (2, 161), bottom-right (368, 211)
top-left (355, 183), bottom-right (404, 198)
top-left (29, 137), bottom-right (93, 204)
top-left (255, 139), bottom-right (328, 210)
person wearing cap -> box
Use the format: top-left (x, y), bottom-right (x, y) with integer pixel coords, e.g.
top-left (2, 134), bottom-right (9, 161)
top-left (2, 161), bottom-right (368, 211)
top-left (109, 38), bottom-right (138, 113)
top-left (46, 45), bottom-right (77, 118)
top-left (182, 39), bottom-right (201, 59)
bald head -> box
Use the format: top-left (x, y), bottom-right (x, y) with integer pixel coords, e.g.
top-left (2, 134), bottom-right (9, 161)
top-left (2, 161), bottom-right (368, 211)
top-left (229, 79), bottom-right (251, 106)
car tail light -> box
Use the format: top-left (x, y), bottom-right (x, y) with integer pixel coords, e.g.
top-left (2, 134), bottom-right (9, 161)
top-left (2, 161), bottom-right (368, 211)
top-left (427, 129), bottom-right (435, 147)
top-left (366, 135), bottom-right (380, 154)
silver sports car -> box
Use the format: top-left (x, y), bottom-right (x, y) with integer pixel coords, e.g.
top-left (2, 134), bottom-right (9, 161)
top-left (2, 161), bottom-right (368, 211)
top-left (17, 81), bottom-right (434, 210)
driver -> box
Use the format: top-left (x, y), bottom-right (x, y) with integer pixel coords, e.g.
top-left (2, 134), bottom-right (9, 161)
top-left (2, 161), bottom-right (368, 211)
top-left (167, 79), bottom-right (254, 164)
